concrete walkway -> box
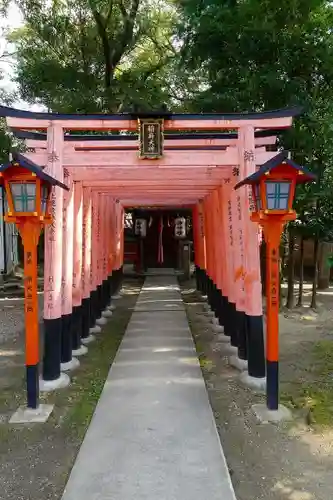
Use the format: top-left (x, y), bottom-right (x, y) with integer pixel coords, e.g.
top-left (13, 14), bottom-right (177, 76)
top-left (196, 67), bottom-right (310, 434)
top-left (61, 275), bottom-right (236, 500)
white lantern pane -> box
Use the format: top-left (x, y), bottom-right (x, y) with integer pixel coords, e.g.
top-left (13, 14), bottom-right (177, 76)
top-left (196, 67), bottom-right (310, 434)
top-left (265, 181), bottom-right (291, 210)
top-left (279, 183), bottom-right (290, 194)
top-left (266, 182), bottom-right (276, 195)
top-left (10, 184), bottom-right (22, 196)
top-left (27, 199), bottom-right (36, 211)
top-left (41, 185), bottom-right (49, 214)
top-left (254, 184), bottom-right (262, 209)
top-left (277, 197), bottom-right (289, 210)
top-left (14, 199), bottom-right (24, 212)
top-left (10, 182), bottom-right (36, 212)
top-left (26, 183), bottom-right (36, 196)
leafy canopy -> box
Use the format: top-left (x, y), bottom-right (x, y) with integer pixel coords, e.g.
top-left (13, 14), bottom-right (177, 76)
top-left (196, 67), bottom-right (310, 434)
top-left (9, 0), bottom-right (181, 112)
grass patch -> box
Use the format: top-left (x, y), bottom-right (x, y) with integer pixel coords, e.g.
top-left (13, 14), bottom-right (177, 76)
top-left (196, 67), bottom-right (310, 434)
top-left (56, 279), bottom-right (143, 437)
top-left (180, 281), bottom-right (215, 373)
top-left (63, 317), bottom-right (127, 437)
top-left (282, 340), bottom-right (333, 427)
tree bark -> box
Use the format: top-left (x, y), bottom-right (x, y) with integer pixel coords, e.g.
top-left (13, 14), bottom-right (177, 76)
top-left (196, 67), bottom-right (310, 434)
top-left (91, 8), bottom-right (113, 89)
top-left (297, 236), bottom-right (304, 307)
top-left (310, 236), bottom-right (320, 309)
top-left (286, 227), bottom-right (295, 309)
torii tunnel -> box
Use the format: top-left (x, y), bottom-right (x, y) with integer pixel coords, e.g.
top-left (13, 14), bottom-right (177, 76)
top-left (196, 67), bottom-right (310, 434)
top-left (0, 105), bottom-right (301, 389)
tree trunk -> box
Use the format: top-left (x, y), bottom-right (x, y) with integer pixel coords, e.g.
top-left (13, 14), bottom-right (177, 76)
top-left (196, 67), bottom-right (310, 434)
top-left (310, 237), bottom-right (320, 309)
top-left (297, 236), bottom-right (304, 307)
top-left (286, 227), bottom-right (295, 309)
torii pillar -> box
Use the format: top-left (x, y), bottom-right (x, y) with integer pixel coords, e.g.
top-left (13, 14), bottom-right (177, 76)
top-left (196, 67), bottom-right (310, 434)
top-left (88, 191), bottom-right (102, 334)
top-left (100, 194), bottom-right (113, 319)
top-left (72, 181), bottom-right (88, 356)
top-left (192, 201), bottom-right (206, 295)
top-left (41, 123), bottom-right (70, 390)
top-left (238, 126), bottom-right (266, 389)
top-left (60, 169), bottom-right (79, 372)
top-left (81, 186), bottom-right (96, 343)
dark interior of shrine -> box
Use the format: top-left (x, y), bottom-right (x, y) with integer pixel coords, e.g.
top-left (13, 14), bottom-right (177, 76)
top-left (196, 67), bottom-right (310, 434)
top-left (124, 208), bottom-right (193, 271)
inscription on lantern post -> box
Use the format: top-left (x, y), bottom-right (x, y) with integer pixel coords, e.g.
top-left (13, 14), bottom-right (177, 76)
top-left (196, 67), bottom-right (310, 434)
top-left (25, 276), bottom-right (34, 313)
top-left (25, 250), bottom-right (34, 314)
top-left (270, 247), bottom-right (278, 307)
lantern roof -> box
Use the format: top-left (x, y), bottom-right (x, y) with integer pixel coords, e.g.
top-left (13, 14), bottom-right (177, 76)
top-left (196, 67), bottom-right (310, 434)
top-left (234, 151), bottom-right (316, 190)
top-left (0, 152), bottom-right (69, 190)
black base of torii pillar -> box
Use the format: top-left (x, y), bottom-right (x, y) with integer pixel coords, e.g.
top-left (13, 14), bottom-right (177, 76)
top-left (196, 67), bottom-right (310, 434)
top-left (194, 265), bottom-right (266, 380)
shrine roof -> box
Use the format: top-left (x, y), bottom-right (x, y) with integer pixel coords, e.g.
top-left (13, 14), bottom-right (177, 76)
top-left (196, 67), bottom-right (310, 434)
top-left (0, 105), bottom-right (302, 121)
top-left (0, 152), bottom-right (69, 190)
top-left (234, 151), bottom-right (316, 189)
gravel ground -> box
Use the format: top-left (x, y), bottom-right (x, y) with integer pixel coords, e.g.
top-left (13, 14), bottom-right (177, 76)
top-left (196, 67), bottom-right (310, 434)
top-left (0, 292), bottom-right (44, 343)
top-left (181, 280), bottom-right (333, 500)
top-left (0, 292), bottom-right (44, 394)
top-left (1, 277), bottom-right (333, 500)
top-left (0, 278), bottom-right (142, 500)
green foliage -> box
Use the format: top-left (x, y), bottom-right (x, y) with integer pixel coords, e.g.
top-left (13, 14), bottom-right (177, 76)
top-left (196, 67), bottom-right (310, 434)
top-left (177, 0), bottom-right (333, 241)
top-left (9, 0), bottom-right (181, 112)
top-left (178, 0), bottom-right (333, 109)
top-left (0, 76), bottom-right (16, 163)
top-left (3, 0), bottom-right (333, 245)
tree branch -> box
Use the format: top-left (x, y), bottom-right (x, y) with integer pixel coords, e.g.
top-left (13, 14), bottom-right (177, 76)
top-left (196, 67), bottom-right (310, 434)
top-left (106, 0), bottom-right (114, 24)
top-left (88, 2), bottom-right (112, 88)
top-left (111, 0), bottom-right (140, 68)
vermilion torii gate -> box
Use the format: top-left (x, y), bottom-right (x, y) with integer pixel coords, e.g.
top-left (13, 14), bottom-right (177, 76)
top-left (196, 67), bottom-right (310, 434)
top-left (0, 105), bottom-right (301, 390)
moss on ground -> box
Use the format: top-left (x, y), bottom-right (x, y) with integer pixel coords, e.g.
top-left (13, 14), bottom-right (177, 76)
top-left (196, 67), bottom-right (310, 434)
top-left (282, 340), bottom-right (333, 427)
top-left (49, 278), bottom-right (143, 436)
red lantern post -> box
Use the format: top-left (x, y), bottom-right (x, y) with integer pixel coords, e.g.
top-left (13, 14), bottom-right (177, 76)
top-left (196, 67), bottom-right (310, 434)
top-left (235, 151), bottom-right (316, 415)
top-left (0, 154), bottom-right (68, 422)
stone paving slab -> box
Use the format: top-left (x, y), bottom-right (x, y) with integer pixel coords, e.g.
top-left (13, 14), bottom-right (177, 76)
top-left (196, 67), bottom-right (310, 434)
top-left (61, 275), bottom-right (236, 500)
